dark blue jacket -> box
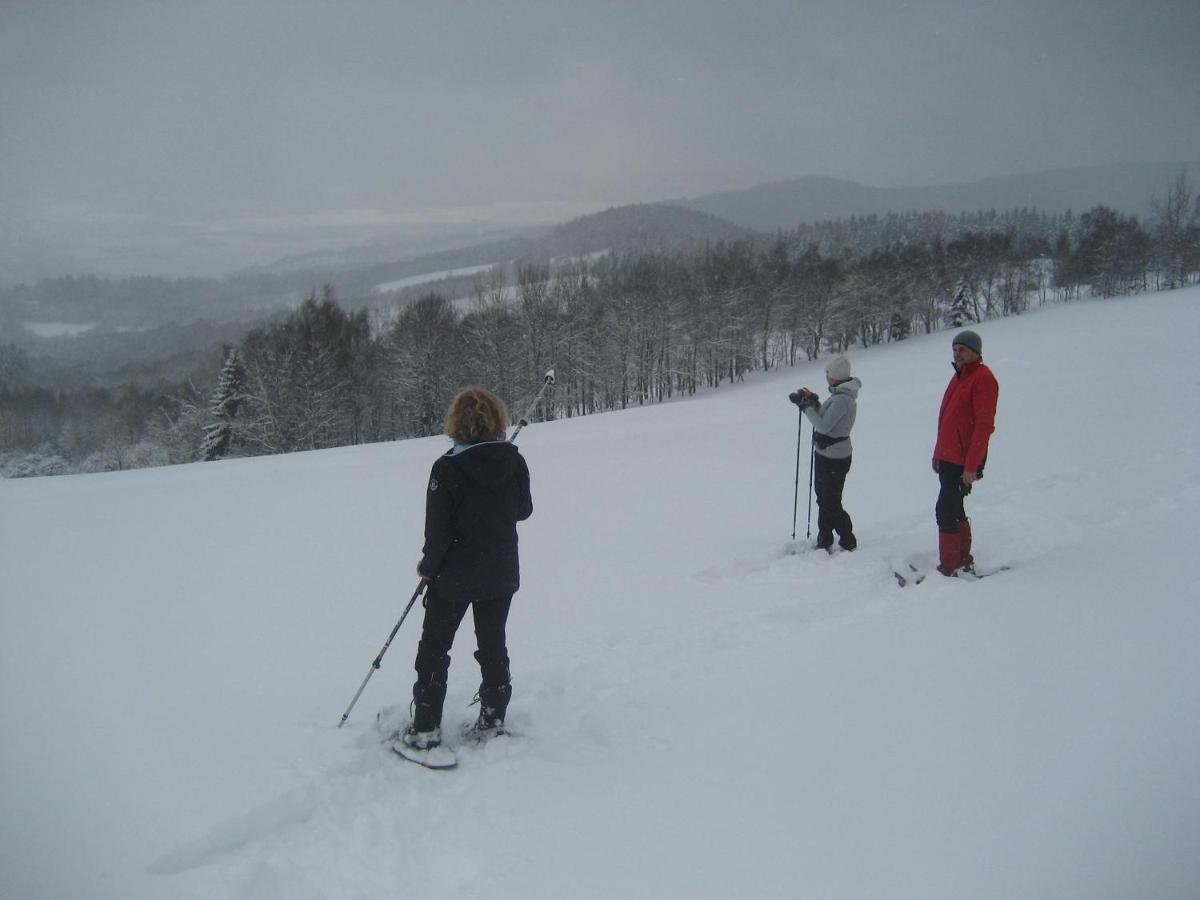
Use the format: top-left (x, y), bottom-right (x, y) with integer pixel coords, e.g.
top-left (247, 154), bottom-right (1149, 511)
top-left (418, 440), bottom-right (533, 602)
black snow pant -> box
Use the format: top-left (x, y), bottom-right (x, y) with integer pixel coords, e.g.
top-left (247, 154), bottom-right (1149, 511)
top-left (935, 460), bottom-right (970, 533)
top-left (814, 453), bottom-right (854, 546)
top-left (411, 588), bottom-right (512, 732)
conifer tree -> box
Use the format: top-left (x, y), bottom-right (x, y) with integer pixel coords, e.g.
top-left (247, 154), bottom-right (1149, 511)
top-left (201, 348), bottom-right (247, 461)
top-left (946, 279), bottom-right (973, 328)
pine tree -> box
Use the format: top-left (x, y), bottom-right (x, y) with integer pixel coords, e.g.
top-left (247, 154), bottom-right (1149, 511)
top-left (201, 349), bottom-right (247, 461)
top-left (946, 279), bottom-right (973, 328)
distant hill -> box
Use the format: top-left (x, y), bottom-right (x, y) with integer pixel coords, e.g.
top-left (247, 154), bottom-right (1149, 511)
top-left (531, 203), bottom-right (757, 259)
top-left (289, 203), bottom-right (756, 295)
top-left (677, 162), bottom-right (1200, 232)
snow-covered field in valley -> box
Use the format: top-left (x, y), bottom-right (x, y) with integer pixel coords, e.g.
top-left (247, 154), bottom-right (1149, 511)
top-left (3, 287), bottom-right (1200, 900)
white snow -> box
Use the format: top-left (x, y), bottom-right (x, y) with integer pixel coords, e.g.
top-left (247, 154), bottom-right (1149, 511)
top-left (375, 263), bottom-right (498, 294)
top-left (3, 287), bottom-right (1200, 900)
top-left (22, 321), bottom-right (98, 338)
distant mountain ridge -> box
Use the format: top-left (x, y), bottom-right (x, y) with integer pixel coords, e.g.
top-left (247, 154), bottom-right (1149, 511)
top-left (534, 203), bottom-right (755, 258)
top-left (7, 162), bottom-right (1197, 335)
top-left (676, 162), bottom-right (1200, 232)
top-left (293, 203), bottom-right (756, 295)
top-left (318, 162), bottom-right (1199, 291)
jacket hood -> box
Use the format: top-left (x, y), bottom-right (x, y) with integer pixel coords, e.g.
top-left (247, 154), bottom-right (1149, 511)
top-left (830, 377), bottom-right (861, 400)
top-left (446, 439), bottom-right (522, 487)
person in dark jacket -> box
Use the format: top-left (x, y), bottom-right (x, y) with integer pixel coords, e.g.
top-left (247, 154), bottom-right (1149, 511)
top-left (932, 330), bottom-right (998, 576)
top-left (402, 387), bottom-right (533, 751)
top-left (791, 356), bottom-right (861, 552)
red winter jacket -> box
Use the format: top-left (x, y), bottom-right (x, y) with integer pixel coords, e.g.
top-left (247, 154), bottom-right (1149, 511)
top-left (934, 360), bottom-right (998, 474)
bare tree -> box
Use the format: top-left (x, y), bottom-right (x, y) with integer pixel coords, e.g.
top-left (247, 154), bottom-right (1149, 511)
top-left (1151, 170), bottom-right (1199, 290)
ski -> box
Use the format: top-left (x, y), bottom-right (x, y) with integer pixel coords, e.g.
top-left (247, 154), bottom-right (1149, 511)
top-left (895, 562), bottom-right (1011, 586)
top-left (959, 564), bottom-right (1012, 580)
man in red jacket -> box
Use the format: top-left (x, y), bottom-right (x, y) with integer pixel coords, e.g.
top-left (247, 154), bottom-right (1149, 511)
top-left (932, 330), bottom-right (998, 576)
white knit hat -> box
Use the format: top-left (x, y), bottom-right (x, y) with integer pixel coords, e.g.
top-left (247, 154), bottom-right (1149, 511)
top-left (825, 356), bottom-right (851, 382)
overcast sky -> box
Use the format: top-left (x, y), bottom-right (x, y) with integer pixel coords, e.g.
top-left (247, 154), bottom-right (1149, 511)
top-left (2, 0), bottom-right (1199, 273)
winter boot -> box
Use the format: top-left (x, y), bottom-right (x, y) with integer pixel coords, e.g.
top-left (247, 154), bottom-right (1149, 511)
top-left (411, 674), bottom-right (447, 734)
top-left (960, 518), bottom-right (974, 572)
top-left (815, 530), bottom-right (835, 553)
top-left (400, 724), bottom-right (442, 750)
top-left (838, 533), bottom-right (857, 552)
top-left (465, 683), bottom-right (511, 741)
top-left (937, 529), bottom-right (964, 577)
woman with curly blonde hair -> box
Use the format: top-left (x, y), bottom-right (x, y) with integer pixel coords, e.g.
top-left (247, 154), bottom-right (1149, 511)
top-left (399, 387), bottom-right (533, 757)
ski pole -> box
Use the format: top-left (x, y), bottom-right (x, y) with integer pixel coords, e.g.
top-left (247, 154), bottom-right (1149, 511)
top-left (509, 368), bottom-right (555, 443)
top-left (791, 406), bottom-right (803, 540)
top-left (806, 430), bottom-right (816, 540)
top-left (337, 580), bottom-right (427, 727)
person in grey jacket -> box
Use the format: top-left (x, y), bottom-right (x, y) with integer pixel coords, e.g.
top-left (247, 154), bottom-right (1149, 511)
top-left (790, 356), bottom-right (861, 552)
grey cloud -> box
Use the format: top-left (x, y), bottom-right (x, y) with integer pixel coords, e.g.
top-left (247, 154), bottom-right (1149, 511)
top-left (2, 0), bottom-right (1199, 276)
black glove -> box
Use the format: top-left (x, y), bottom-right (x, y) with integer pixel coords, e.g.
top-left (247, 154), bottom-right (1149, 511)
top-left (789, 389), bottom-right (817, 409)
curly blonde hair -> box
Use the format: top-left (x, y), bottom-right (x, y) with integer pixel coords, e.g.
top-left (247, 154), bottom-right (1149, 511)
top-left (445, 387), bottom-right (509, 443)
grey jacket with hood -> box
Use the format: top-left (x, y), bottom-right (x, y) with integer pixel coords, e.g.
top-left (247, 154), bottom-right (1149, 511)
top-left (803, 377), bottom-right (861, 460)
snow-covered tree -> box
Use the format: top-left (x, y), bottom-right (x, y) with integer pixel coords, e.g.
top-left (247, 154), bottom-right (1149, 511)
top-left (1151, 170), bottom-right (1199, 290)
top-left (946, 279), bottom-right (974, 328)
top-left (201, 348), bottom-right (247, 461)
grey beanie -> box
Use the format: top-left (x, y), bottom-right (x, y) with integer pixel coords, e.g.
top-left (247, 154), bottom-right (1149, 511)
top-left (952, 330), bottom-right (982, 355)
top-left (825, 355), bottom-right (851, 382)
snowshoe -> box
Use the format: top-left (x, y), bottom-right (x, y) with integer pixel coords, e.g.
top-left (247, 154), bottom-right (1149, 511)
top-left (392, 725), bottom-right (457, 769)
top-left (462, 715), bottom-right (507, 746)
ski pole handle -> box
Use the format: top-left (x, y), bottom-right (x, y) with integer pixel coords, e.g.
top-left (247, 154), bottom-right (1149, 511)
top-left (509, 369), bottom-right (555, 442)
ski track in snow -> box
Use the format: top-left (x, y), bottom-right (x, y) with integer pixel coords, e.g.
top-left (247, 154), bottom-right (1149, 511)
top-left (155, 543), bottom-right (936, 894)
top-left (156, 526), bottom-right (1077, 895)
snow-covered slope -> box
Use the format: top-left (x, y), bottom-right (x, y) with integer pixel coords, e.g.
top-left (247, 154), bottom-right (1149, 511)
top-left (3, 288), bottom-right (1199, 900)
